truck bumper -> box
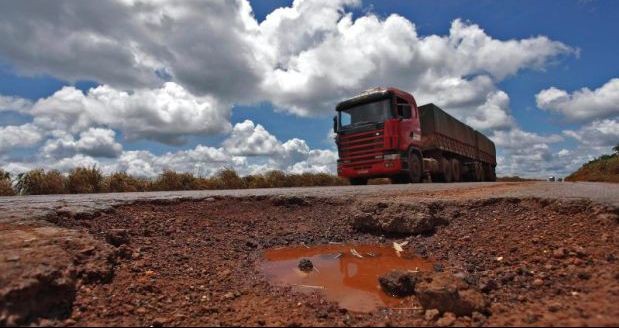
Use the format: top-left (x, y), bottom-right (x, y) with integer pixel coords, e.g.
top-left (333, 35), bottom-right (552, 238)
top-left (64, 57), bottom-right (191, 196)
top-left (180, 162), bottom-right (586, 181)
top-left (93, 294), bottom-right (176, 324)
top-left (337, 158), bottom-right (403, 178)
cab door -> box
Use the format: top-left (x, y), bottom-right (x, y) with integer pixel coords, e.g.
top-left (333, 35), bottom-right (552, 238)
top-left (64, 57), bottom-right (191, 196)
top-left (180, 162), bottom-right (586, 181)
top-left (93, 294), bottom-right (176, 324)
top-left (395, 96), bottom-right (422, 151)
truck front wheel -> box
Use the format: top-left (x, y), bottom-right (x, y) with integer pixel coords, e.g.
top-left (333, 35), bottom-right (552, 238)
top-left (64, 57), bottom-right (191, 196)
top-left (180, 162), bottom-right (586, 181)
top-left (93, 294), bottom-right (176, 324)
top-left (408, 151), bottom-right (423, 183)
top-left (349, 177), bottom-right (368, 185)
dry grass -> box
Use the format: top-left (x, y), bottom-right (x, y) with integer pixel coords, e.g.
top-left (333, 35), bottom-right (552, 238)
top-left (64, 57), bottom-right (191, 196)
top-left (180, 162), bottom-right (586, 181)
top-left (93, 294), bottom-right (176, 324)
top-left (0, 169), bottom-right (15, 196)
top-left (67, 166), bottom-right (105, 194)
top-left (0, 167), bottom-right (348, 196)
top-left (566, 151), bottom-right (619, 183)
top-left (15, 169), bottom-right (66, 195)
top-left (105, 172), bottom-right (149, 193)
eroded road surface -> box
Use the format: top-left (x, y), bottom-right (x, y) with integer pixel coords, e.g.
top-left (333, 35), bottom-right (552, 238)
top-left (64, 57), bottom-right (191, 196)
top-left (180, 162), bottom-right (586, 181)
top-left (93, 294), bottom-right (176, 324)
top-left (0, 182), bottom-right (618, 326)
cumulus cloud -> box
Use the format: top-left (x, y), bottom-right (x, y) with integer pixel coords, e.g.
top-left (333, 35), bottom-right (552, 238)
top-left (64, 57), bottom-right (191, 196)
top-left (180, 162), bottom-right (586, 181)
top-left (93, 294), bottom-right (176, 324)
top-left (31, 82), bottom-right (231, 144)
top-left (1, 119), bottom-right (338, 178)
top-left (42, 128), bottom-right (123, 159)
top-left (0, 124), bottom-right (43, 154)
top-left (222, 120), bottom-right (280, 156)
top-left (0, 95), bottom-right (32, 113)
top-left (536, 78), bottom-right (619, 122)
top-left (563, 119), bottom-right (619, 147)
top-left (0, 0), bottom-right (574, 132)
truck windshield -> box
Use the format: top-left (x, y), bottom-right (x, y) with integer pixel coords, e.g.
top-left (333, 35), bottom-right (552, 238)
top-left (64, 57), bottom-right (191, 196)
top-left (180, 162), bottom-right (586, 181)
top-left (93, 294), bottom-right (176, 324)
top-left (338, 99), bottom-right (392, 129)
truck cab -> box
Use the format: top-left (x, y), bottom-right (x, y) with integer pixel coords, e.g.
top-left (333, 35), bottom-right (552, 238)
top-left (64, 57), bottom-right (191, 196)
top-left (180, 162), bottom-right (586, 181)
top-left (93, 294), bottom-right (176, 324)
top-left (335, 87), bottom-right (497, 185)
top-left (335, 87), bottom-right (422, 185)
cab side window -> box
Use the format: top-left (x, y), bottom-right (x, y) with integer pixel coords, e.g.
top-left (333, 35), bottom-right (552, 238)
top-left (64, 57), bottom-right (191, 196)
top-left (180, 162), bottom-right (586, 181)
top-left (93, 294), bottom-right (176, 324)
top-left (396, 97), bottom-right (412, 119)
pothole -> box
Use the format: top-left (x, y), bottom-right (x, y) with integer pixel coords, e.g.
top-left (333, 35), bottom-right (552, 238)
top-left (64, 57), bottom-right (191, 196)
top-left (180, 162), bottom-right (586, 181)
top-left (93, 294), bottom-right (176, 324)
top-left (261, 243), bottom-right (434, 312)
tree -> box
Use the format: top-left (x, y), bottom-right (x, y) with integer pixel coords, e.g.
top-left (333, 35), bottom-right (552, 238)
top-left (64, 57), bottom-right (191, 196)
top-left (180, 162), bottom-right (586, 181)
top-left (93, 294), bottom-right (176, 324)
top-left (613, 144), bottom-right (619, 154)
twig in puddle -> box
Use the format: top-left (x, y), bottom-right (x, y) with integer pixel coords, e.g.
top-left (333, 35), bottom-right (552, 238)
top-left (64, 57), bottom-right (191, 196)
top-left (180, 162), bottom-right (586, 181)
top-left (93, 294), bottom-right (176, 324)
top-left (294, 284), bottom-right (325, 289)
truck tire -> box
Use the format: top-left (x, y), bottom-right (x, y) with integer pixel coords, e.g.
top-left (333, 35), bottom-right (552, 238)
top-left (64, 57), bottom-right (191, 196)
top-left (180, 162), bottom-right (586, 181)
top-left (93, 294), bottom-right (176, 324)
top-left (349, 177), bottom-right (368, 185)
top-left (472, 162), bottom-right (483, 182)
top-left (390, 174), bottom-right (410, 184)
top-left (408, 151), bottom-right (423, 183)
top-left (440, 157), bottom-right (453, 183)
top-left (451, 159), bottom-right (461, 182)
top-left (485, 164), bottom-right (496, 181)
top-left (477, 163), bottom-right (485, 182)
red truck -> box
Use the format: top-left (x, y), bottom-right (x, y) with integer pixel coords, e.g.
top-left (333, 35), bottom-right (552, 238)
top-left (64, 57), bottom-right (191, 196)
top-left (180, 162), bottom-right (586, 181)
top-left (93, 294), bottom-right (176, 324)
top-left (334, 87), bottom-right (496, 185)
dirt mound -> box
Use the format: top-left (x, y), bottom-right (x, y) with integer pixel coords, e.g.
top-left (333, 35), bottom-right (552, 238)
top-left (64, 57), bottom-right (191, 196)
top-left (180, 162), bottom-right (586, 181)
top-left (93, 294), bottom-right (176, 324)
top-left (566, 152), bottom-right (619, 183)
top-left (351, 202), bottom-right (448, 235)
top-left (0, 224), bottom-right (114, 326)
top-left (415, 272), bottom-right (487, 316)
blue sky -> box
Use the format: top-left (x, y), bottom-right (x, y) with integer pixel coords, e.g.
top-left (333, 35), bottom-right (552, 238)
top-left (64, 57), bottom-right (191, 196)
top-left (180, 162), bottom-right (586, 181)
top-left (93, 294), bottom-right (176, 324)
top-left (0, 0), bottom-right (617, 178)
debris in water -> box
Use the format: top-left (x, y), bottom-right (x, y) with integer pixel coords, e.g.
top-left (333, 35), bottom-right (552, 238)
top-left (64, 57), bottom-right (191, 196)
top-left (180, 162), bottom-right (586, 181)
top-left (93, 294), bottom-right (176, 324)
top-left (298, 258), bottom-right (314, 272)
top-left (350, 248), bottom-right (363, 258)
top-left (393, 241), bottom-right (409, 257)
top-left (261, 243), bottom-right (434, 312)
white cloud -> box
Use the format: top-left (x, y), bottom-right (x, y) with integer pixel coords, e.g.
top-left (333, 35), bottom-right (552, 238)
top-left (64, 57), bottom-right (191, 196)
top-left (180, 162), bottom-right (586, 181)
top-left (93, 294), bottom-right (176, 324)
top-left (490, 128), bottom-right (563, 150)
top-left (563, 119), bottom-right (619, 147)
top-left (0, 124), bottom-right (43, 154)
top-left (31, 82), bottom-right (231, 144)
top-left (42, 128), bottom-right (123, 159)
top-left (0, 0), bottom-right (574, 133)
top-left (536, 78), bottom-right (619, 122)
top-left (1, 119), bottom-right (338, 178)
top-left (0, 95), bottom-right (32, 113)
top-left (222, 120), bottom-right (281, 156)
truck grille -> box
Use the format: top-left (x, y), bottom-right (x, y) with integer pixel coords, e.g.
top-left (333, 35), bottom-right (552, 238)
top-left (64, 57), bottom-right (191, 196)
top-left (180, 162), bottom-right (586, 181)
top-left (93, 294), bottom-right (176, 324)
top-left (338, 129), bottom-right (385, 169)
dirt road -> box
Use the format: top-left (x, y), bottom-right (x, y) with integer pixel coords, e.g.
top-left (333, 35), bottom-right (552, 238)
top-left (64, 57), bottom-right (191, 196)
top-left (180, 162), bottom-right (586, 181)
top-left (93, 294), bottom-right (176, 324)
top-left (1, 182), bottom-right (617, 326)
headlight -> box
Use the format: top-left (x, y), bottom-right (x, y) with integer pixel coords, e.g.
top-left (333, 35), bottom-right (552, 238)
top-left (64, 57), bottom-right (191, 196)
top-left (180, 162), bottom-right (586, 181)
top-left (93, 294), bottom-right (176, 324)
top-left (384, 154), bottom-right (400, 160)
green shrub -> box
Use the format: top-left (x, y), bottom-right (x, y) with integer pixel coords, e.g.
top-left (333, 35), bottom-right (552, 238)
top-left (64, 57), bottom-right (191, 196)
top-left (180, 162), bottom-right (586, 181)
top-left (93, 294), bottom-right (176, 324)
top-left (16, 169), bottom-right (66, 195)
top-left (66, 166), bottom-right (104, 194)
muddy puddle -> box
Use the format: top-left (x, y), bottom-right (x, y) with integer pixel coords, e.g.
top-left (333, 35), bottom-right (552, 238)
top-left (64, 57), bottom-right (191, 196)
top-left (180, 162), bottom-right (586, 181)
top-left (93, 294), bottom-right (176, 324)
top-left (261, 243), bottom-right (433, 312)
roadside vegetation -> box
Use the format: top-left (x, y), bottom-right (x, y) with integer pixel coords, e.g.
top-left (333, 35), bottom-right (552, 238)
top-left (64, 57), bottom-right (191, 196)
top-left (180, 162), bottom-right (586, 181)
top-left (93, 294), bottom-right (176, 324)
top-left (566, 145), bottom-right (619, 183)
top-left (0, 166), bottom-right (348, 196)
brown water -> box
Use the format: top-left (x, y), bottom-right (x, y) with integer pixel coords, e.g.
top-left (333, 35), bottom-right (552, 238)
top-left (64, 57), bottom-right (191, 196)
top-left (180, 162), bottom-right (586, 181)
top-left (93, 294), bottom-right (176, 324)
top-left (261, 244), bottom-right (433, 312)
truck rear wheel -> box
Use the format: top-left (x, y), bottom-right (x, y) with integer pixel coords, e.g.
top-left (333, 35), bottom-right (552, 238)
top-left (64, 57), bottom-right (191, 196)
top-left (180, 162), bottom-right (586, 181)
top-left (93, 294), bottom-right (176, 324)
top-left (451, 159), bottom-right (461, 182)
top-left (477, 163), bottom-right (485, 182)
top-left (408, 151), bottom-right (423, 183)
top-left (349, 177), bottom-right (368, 185)
top-left (440, 157), bottom-right (453, 183)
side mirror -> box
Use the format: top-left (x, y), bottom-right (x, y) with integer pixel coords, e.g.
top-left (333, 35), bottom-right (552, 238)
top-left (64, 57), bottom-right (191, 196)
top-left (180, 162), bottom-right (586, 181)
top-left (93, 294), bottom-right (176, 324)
top-left (333, 115), bottom-right (337, 133)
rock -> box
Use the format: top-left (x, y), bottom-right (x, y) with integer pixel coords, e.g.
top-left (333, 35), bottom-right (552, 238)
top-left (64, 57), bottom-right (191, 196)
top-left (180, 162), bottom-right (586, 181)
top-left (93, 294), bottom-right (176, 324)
top-left (153, 317), bottom-right (167, 327)
top-left (415, 272), bottom-right (487, 316)
top-left (378, 270), bottom-right (419, 297)
top-left (478, 278), bottom-right (497, 293)
top-left (298, 259), bottom-right (313, 272)
top-left (105, 229), bottom-right (130, 247)
top-left (433, 263), bottom-right (444, 272)
top-left (577, 271), bottom-right (591, 280)
top-left (471, 312), bottom-right (486, 327)
top-left (351, 202), bottom-right (447, 235)
top-left (553, 248), bottom-right (568, 259)
top-left (424, 309), bottom-right (440, 321)
top-left (436, 312), bottom-right (457, 327)
top-left (532, 278), bottom-right (544, 287)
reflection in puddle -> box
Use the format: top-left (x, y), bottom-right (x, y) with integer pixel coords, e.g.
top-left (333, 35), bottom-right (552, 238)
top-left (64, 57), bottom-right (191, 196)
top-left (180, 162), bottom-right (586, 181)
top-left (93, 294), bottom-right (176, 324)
top-left (261, 244), bottom-right (433, 312)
